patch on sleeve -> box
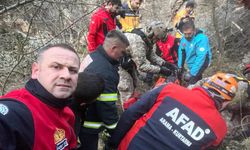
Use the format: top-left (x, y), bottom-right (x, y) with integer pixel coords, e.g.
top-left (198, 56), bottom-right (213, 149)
top-left (79, 55), bottom-right (93, 72)
top-left (0, 104), bottom-right (9, 115)
top-left (199, 47), bottom-right (205, 52)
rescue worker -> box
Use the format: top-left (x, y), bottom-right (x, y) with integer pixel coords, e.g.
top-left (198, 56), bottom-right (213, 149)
top-left (170, 0), bottom-right (186, 16)
top-left (109, 72), bottom-right (239, 149)
top-left (156, 32), bottom-right (179, 65)
top-left (172, 0), bottom-right (196, 38)
top-left (70, 72), bottom-right (105, 140)
top-left (118, 0), bottom-right (143, 32)
top-left (178, 18), bottom-right (212, 85)
top-left (179, 64), bottom-right (250, 149)
top-left (118, 21), bottom-right (173, 104)
top-left (0, 44), bottom-right (80, 149)
top-left (87, 0), bottom-right (122, 52)
top-left (79, 30), bottom-right (129, 150)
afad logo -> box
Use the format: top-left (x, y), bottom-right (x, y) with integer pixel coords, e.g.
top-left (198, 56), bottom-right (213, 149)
top-left (54, 128), bottom-right (69, 150)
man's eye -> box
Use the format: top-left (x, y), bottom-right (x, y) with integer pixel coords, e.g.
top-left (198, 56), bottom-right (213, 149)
top-left (52, 65), bottom-right (60, 69)
top-left (69, 69), bottom-right (78, 74)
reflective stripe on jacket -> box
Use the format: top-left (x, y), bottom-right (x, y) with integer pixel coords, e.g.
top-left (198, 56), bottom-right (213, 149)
top-left (97, 93), bottom-right (118, 102)
top-left (83, 121), bottom-right (117, 130)
top-left (81, 46), bottom-right (119, 133)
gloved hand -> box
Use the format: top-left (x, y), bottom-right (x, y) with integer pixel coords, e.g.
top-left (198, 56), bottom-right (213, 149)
top-left (163, 62), bottom-right (178, 71)
top-left (119, 54), bottom-right (134, 71)
top-left (184, 72), bottom-right (202, 85)
top-left (160, 67), bottom-right (172, 77)
top-left (178, 68), bottom-right (183, 76)
top-left (183, 72), bottom-right (192, 82)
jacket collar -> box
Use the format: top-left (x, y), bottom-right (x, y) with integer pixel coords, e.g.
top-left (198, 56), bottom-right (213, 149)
top-left (183, 29), bottom-right (203, 42)
top-left (101, 5), bottom-right (115, 19)
top-left (195, 29), bottom-right (203, 36)
top-left (25, 79), bottom-right (72, 109)
top-left (96, 45), bottom-right (119, 65)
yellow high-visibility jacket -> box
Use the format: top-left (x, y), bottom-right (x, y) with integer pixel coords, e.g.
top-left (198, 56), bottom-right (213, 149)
top-left (119, 1), bottom-right (140, 32)
top-left (172, 9), bottom-right (195, 38)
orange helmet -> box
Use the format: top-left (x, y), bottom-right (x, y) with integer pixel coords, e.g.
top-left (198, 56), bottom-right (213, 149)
top-left (202, 73), bottom-right (238, 101)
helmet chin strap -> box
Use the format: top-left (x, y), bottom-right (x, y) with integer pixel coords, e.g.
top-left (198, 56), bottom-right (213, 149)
top-left (210, 92), bottom-right (230, 112)
top-left (211, 92), bottom-right (224, 110)
top-left (203, 87), bottom-right (224, 110)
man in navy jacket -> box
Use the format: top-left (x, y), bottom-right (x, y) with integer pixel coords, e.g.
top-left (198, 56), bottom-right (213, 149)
top-left (79, 30), bottom-right (129, 150)
top-left (109, 73), bottom-right (238, 150)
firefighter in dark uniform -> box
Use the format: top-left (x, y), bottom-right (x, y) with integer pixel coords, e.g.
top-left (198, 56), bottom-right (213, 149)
top-left (109, 72), bottom-right (239, 150)
top-left (79, 30), bottom-right (129, 150)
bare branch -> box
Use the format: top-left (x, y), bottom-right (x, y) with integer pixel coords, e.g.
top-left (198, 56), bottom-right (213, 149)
top-left (0, 0), bottom-right (35, 15)
top-left (24, 5), bottom-right (100, 55)
top-left (1, 0), bottom-right (45, 95)
top-left (211, 0), bottom-right (227, 69)
top-left (40, 0), bottom-right (102, 6)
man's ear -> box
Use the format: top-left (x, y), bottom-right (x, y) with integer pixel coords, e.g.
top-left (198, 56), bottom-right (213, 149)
top-left (110, 45), bottom-right (117, 53)
top-left (31, 62), bottom-right (39, 79)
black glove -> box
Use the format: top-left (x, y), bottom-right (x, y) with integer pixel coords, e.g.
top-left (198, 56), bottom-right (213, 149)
top-left (175, 67), bottom-right (182, 77)
top-left (160, 67), bottom-right (172, 77)
top-left (163, 62), bottom-right (178, 71)
top-left (119, 54), bottom-right (134, 71)
top-left (183, 72), bottom-right (192, 82)
top-left (184, 73), bottom-right (202, 85)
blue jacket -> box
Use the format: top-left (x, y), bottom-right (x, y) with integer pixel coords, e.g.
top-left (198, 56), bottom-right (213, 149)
top-left (178, 30), bottom-right (212, 76)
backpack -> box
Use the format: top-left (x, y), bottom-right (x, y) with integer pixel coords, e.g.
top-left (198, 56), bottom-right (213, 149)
top-left (130, 28), bottom-right (153, 49)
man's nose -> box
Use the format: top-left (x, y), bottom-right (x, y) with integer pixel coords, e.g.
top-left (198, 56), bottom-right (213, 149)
top-left (60, 68), bottom-right (71, 79)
